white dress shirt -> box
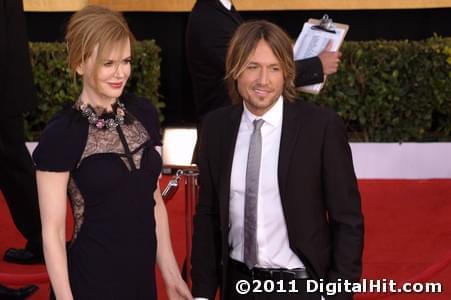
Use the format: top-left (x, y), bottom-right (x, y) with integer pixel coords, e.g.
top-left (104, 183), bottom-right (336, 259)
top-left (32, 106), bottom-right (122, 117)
top-left (228, 96), bottom-right (304, 269)
top-left (219, 0), bottom-right (232, 10)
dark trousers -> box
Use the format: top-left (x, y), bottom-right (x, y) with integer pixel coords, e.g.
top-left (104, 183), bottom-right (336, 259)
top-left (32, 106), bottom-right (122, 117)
top-left (0, 116), bottom-right (41, 252)
top-left (226, 261), bottom-right (322, 300)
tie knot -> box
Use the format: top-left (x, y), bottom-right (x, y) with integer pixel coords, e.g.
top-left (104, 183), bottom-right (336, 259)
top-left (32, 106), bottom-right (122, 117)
top-left (253, 119), bottom-right (264, 131)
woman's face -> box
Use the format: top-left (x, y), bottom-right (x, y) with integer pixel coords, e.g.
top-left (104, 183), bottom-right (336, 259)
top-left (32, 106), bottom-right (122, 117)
top-left (78, 38), bottom-right (131, 105)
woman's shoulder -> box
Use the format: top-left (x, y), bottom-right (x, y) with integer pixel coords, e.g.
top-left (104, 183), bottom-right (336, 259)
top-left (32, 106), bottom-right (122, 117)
top-left (123, 93), bottom-right (159, 118)
top-left (32, 103), bottom-right (88, 172)
top-left (43, 104), bottom-right (87, 137)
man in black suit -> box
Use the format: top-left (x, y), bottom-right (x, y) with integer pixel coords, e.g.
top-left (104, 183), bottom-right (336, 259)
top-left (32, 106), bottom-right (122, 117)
top-left (186, 0), bottom-right (341, 121)
top-left (0, 0), bottom-right (43, 268)
top-left (191, 20), bottom-right (363, 300)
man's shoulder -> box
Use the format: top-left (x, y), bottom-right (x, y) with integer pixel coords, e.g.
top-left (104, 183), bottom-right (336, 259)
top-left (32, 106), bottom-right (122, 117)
top-left (287, 99), bottom-right (339, 121)
top-left (190, 0), bottom-right (225, 20)
top-left (203, 104), bottom-right (239, 124)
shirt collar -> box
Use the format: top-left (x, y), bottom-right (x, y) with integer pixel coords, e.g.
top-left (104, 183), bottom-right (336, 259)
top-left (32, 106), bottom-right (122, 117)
top-left (242, 95), bottom-right (283, 128)
top-left (219, 0), bottom-right (232, 10)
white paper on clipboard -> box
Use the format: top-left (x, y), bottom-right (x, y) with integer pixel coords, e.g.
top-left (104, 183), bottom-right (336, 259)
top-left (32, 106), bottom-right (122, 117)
top-left (293, 18), bottom-right (348, 94)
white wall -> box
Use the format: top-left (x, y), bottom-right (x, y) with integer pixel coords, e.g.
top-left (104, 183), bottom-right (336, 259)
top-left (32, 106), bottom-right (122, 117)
top-left (27, 142), bottom-right (451, 179)
top-left (350, 143), bottom-right (451, 179)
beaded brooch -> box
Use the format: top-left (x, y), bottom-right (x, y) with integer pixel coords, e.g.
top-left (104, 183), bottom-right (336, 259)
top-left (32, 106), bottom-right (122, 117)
top-left (78, 100), bottom-right (127, 130)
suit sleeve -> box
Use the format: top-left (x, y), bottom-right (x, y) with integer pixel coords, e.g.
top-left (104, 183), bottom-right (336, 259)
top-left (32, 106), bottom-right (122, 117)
top-left (294, 56), bottom-right (324, 87)
top-left (191, 115), bottom-right (222, 298)
top-left (321, 112), bottom-right (364, 289)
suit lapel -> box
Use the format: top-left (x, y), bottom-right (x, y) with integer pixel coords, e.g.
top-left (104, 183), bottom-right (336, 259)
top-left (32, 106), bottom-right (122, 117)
top-left (219, 104), bottom-right (243, 230)
top-left (278, 101), bottom-right (303, 202)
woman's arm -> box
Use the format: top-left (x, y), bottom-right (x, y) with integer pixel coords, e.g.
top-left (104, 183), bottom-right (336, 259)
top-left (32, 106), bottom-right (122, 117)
top-left (37, 170), bottom-right (73, 300)
top-left (154, 183), bottom-right (192, 300)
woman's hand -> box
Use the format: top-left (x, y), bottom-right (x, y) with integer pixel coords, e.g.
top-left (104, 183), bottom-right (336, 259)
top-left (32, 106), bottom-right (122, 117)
top-left (165, 275), bottom-right (193, 300)
top-left (154, 183), bottom-right (192, 300)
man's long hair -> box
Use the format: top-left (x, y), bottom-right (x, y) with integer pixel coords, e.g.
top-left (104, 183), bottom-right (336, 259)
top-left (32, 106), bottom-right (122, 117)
top-left (225, 20), bottom-right (297, 104)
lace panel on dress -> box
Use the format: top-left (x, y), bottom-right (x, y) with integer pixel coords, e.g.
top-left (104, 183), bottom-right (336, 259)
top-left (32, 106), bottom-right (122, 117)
top-left (68, 119), bottom-right (150, 242)
top-left (79, 119), bottom-right (149, 170)
top-left (68, 177), bottom-right (84, 242)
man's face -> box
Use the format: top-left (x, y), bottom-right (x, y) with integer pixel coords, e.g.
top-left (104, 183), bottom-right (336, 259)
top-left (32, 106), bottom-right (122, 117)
top-left (237, 39), bottom-right (284, 116)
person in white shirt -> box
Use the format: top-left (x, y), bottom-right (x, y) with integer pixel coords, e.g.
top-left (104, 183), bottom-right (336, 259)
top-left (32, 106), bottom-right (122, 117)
top-left (191, 20), bottom-right (363, 300)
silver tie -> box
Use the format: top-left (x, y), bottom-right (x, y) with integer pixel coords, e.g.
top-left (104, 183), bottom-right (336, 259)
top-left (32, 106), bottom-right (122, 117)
top-left (243, 118), bottom-right (264, 269)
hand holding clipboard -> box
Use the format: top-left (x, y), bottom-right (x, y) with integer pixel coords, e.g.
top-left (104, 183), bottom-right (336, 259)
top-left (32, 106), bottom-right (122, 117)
top-left (293, 15), bottom-right (349, 94)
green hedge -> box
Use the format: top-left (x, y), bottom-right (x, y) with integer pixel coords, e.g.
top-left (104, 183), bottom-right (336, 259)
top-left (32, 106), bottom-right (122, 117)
top-left (302, 36), bottom-right (451, 142)
top-left (25, 40), bottom-right (162, 140)
top-left (26, 37), bottom-right (450, 142)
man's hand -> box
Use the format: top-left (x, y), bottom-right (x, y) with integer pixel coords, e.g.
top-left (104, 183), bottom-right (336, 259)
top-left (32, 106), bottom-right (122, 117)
top-left (318, 40), bottom-right (342, 76)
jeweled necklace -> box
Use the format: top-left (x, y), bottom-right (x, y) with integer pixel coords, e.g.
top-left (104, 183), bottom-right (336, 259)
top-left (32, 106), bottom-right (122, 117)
top-left (78, 99), bottom-right (127, 130)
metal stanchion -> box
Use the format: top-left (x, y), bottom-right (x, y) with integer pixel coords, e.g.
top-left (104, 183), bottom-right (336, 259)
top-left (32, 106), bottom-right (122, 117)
top-left (182, 168), bottom-right (199, 287)
top-left (161, 166), bottom-right (199, 287)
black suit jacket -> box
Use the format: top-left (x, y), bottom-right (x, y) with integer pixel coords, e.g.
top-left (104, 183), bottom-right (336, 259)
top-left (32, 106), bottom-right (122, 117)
top-left (186, 0), bottom-right (324, 120)
top-left (192, 100), bottom-right (364, 300)
top-left (0, 0), bottom-right (37, 119)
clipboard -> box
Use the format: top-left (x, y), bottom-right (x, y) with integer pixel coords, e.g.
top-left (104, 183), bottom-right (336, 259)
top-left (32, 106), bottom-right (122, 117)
top-left (293, 15), bottom-right (349, 94)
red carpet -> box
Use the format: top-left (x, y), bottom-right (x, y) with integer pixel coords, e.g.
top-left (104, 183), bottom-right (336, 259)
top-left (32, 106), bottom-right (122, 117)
top-left (356, 180), bottom-right (451, 300)
top-left (1, 178), bottom-right (450, 299)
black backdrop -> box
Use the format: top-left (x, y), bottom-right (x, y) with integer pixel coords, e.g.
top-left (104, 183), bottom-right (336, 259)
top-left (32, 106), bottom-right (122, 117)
top-left (25, 8), bottom-right (451, 125)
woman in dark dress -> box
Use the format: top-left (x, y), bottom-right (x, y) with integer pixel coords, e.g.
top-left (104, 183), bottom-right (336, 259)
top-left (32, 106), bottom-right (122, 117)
top-left (33, 6), bottom-right (192, 300)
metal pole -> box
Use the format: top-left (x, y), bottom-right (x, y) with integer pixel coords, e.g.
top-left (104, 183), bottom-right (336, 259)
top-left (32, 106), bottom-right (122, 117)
top-left (183, 168), bottom-right (199, 287)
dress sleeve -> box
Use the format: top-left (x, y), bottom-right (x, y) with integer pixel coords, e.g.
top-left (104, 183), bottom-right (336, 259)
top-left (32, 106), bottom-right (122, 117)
top-left (128, 96), bottom-right (162, 147)
top-left (32, 110), bottom-right (87, 172)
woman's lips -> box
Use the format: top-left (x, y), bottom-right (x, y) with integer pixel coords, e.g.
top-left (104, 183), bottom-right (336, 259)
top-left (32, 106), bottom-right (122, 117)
top-left (108, 82), bottom-right (123, 89)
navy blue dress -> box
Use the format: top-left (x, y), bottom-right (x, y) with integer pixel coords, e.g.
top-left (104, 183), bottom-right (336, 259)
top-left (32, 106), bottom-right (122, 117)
top-left (33, 95), bottom-right (162, 300)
